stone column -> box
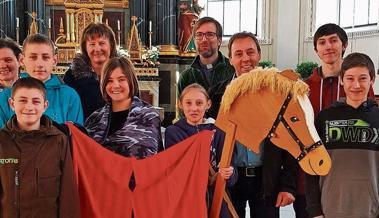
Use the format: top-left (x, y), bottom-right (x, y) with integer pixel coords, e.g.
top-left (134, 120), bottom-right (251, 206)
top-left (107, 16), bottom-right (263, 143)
top-left (0, 0), bottom-right (16, 39)
top-left (155, 0), bottom-right (177, 45)
top-left (27, 0), bottom-right (46, 34)
top-left (65, 11), bottom-right (71, 42)
top-left (130, 0), bottom-right (147, 45)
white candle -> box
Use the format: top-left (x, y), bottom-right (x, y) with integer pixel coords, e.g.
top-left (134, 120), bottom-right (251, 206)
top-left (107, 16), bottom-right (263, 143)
top-left (117, 20), bottom-right (120, 31)
top-left (149, 20), bottom-right (152, 32)
top-left (16, 17), bottom-right (19, 28)
top-left (48, 18), bottom-right (51, 29)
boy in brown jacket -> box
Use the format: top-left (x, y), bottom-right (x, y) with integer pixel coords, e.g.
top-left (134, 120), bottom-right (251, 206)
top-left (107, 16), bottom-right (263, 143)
top-left (0, 77), bottom-right (79, 218)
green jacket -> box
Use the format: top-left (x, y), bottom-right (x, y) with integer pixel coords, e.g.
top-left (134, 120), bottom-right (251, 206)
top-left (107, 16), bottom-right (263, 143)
top-left (178, 52), bottom-right (235, 118)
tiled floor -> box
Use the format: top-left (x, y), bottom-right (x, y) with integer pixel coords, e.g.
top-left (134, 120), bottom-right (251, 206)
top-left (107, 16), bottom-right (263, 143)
top-left (245, 204), bottom-right (295, 218)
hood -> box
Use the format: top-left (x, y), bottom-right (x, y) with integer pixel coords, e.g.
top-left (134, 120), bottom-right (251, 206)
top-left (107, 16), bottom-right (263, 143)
top-left (174, 118), bottom-right (214, 133)
top-left (332, 98), bottom-right (378, 111)
top-left (20, 73), bottom-right (64, 89)
top-left (67, 53), bottom-right (97, 81)
top-left (4, 115), bottom-right (62, 139)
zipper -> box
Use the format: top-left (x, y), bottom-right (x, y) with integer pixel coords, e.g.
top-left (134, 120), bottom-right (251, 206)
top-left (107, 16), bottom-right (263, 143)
top-left (15, 169), bottom-right (20, 218)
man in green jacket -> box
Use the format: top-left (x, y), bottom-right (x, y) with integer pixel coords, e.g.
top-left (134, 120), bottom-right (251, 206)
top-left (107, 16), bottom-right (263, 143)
top-left (177, 17), bottom-right (235, 119)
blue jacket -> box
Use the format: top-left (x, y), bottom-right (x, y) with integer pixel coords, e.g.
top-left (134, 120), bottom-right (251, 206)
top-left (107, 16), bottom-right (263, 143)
top-left (165, 118), bottom-right (237, 186)
top-left (165, 118), bottom-right (237, 218)
top-left (0, 73), bottom-right (84, 128)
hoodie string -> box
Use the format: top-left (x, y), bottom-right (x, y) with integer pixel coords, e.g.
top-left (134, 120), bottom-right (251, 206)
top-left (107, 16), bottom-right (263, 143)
top-left (319, 77), bottom-right (340, 112)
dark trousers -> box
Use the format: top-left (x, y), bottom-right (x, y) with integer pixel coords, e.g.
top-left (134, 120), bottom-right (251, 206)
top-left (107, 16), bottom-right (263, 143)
top-left (230, 167), bottom-right (279, 218)
top-left (293, 195), bottom-right (308, 218)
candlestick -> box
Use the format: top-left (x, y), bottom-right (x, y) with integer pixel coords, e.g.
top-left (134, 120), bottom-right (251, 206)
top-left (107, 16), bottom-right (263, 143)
top-left (16, 27), bottom-right (19, 44)
top-left (16, 17), bottom-right (19, 28)
top-left (117, 31), bottom-right (121, 48)
top-left (48, 18), bottom-right (51, 29)
top-left (117, 20), bottom-right (120, 31)
top-left (148, 31), bottom-right (152, 49)
top-left (149, 20), bottom-right (152, 32)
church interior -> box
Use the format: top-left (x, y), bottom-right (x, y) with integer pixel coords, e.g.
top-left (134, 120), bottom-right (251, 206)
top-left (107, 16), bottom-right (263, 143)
top-left (0, 0), bottom-right (378, 127)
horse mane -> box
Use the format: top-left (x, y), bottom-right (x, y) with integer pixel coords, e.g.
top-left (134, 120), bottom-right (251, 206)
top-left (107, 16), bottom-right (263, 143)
top-left (221, 67), bottom-right (309, 112)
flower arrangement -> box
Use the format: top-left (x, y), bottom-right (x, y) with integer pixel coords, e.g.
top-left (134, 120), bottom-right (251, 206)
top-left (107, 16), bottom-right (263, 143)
top-left (117, 47), bottom-right (131, 58)
top-left (143, 46), bottom-right (160, 63)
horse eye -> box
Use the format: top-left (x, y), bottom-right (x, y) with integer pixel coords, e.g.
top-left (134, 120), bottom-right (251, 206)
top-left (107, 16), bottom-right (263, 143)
top-left (290, 117), bottom-right (299, 122)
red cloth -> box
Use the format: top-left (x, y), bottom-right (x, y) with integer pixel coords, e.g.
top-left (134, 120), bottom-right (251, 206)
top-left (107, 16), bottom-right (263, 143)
top-left (67, 123), bottom-right (212, 218)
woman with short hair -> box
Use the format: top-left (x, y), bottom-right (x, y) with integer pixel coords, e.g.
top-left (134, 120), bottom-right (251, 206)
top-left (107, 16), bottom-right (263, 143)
top-left (64, 22), bottom-right (118, 118)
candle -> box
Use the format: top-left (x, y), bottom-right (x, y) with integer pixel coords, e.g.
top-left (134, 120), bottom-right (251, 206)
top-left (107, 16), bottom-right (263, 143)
top-left (149, 20), bottom-right (152, 32)
top-left (117, 20), bottom-right (120, 31)
top-left (16, 17), bottom-right (19, 28)
top-left (48, 18), bottom-right (51, 29)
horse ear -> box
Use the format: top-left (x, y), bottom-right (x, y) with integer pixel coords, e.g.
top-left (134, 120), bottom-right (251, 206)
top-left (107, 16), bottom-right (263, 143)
top-left (280, 69), bottom-right (299, 81)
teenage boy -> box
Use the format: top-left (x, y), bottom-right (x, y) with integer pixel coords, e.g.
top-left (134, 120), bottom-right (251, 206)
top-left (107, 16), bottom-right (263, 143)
top-left (0, 34), bottom-right (83, 127)
top-left (299, 23), bottom-right (374, 218)
top-left (306, 52), bottom-right (379, 218)
top-left (0, 77), bottom-right (79, 218)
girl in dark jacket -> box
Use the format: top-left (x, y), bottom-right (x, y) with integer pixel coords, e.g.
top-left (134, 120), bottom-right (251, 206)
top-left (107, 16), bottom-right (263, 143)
top-left (165, 83), bottom-right (237, 218)
top-left (85, 57), bottom-right (162, 159)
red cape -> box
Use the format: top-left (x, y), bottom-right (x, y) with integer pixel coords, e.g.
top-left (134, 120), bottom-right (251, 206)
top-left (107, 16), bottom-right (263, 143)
top-left (67, 123), bottom-right (212, 218)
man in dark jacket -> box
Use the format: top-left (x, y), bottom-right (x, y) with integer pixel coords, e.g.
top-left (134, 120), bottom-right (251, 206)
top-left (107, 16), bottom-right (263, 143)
top-left (177, 17), bottom-right (235, 119)
top-left (227, 31), bottom-right (297, 218)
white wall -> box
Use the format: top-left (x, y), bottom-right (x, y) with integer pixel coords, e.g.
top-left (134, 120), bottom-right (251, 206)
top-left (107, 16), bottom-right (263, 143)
top-left (273, 0), bottom-right (301, 70)
top-left (220, 0), bottom-right (379, 93)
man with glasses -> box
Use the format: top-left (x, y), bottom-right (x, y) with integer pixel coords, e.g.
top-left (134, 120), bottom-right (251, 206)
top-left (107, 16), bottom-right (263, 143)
top-left (177, 16), bottom-right (235, 119)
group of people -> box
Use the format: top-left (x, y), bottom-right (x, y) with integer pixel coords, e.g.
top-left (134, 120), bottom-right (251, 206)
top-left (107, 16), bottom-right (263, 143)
top-left (0, 15), bottom-right (378, 218)
top-left (176, 16), bottom-right (379, 218)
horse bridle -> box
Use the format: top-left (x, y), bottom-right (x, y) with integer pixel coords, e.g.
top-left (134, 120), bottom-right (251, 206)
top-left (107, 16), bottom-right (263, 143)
top-left (267, 94), bottom-right (323, 162)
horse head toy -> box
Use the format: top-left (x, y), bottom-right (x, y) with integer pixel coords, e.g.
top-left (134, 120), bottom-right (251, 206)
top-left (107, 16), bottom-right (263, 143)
top-left (210, 68), bottom-right (331, 218)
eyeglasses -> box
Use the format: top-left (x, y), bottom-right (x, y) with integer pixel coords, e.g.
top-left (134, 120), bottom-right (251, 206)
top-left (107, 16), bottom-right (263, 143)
top-left (194, 32), bottom-right (217, 40)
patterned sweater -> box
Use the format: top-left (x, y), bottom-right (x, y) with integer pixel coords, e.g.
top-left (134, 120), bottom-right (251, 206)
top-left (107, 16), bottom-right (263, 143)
top-left (85, 96), bottom-right (161, 159)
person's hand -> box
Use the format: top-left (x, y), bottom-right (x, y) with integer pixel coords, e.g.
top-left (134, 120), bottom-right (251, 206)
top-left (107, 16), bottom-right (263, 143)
top-left (218, 166), bottom-right (234, 180)
top-left (275, 192), bottom-right (295, 207)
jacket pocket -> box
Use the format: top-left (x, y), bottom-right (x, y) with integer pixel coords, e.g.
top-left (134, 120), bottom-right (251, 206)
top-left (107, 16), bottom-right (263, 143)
top-left (37, 169), bottom-right (61, 198)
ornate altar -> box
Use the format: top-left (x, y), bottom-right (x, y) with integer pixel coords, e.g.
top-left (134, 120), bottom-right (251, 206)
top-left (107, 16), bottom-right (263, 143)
top-left (44, 1), bottom-right (160, 107)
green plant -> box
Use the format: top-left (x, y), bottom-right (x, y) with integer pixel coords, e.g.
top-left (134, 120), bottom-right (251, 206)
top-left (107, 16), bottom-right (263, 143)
top-left (258, 60), bottom-right (273, 68)
top-left (296, 61), bottom-right (318, 79)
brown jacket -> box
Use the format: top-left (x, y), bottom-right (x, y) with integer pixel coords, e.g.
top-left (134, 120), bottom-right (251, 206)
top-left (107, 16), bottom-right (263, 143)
top-left (0, 115), bottom-right (79, 218)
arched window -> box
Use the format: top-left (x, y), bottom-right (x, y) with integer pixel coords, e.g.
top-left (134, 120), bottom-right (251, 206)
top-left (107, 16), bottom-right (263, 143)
top-left (315, 0), bottom-right (378, 30)
top-left (199, 0), bottom-right (264, 37)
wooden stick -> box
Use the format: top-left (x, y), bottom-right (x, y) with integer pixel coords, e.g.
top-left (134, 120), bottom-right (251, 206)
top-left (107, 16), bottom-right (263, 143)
top-left (210, 120), bottom-right (237, 218)
top-left (209, 166), bottom-right (239, 218)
